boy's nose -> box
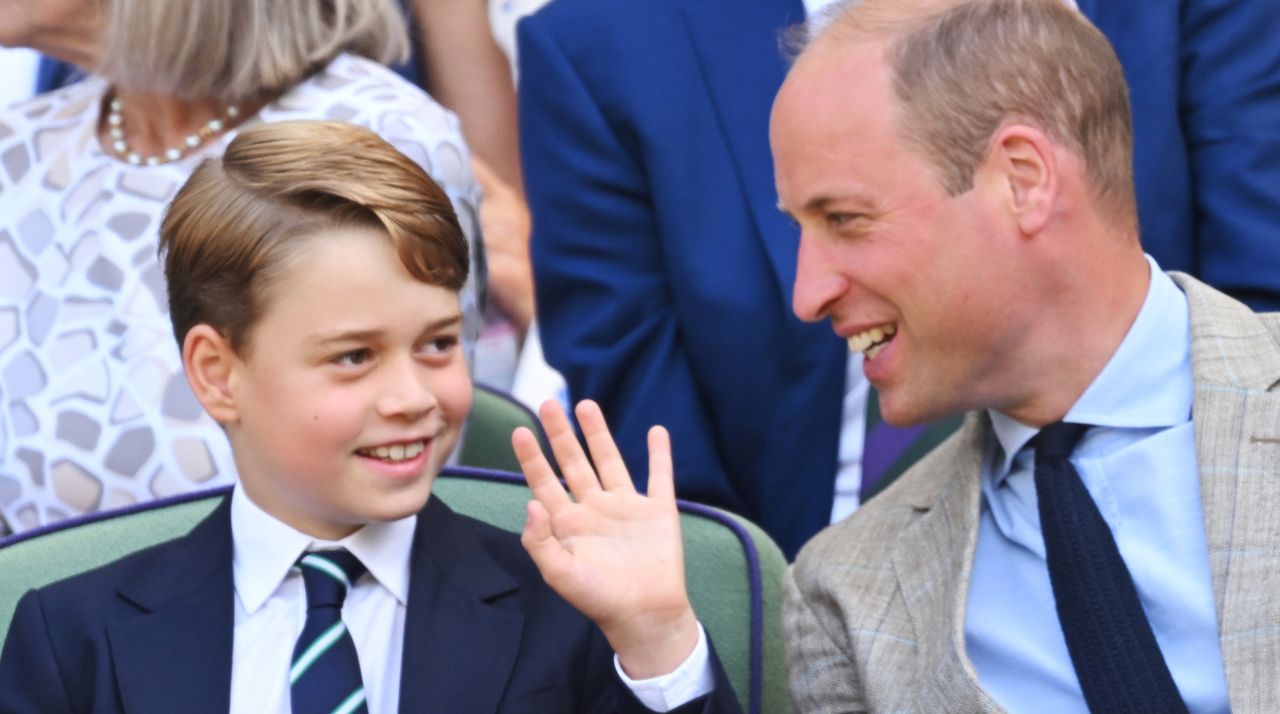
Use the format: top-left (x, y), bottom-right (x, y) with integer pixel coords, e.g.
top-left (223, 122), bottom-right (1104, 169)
top-left (375, 360), bottom-right (438, 420)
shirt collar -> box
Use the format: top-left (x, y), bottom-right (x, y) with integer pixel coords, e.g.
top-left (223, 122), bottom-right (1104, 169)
top-left (986, 256), bottom-right (1192, 481)
top-left (231, 487), bottom-right (417, 614)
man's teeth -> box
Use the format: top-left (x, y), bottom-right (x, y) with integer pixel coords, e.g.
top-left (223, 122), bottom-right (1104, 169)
top-left (847, 324), bottom-right (897, 357)
top-left (360, 441), bottom-right (426, 462)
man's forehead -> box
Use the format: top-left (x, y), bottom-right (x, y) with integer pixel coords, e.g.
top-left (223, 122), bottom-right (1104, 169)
top-left (774, 39), bottom-right (888, 134)
top-left (789, 36), bottom-right (888, 107)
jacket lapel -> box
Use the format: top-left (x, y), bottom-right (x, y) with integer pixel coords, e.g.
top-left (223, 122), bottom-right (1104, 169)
top-left (681, 0), bottom-right (807, 298)
top-left (1177, 273), bottom-right (1280, 712)
top-left (398, 497), bottom-right (524, 713)
top-left (108, 496), bottom-right (235, 714)
top-left (890, 414), bottom-right (1004, 712)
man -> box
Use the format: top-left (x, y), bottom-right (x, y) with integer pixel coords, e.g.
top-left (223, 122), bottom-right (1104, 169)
top-left (519, 0), bottom-right (967, 560)
top-left (774, 1), bottom-right (1279, 711)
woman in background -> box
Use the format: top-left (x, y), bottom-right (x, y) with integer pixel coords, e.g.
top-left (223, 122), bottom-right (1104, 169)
top-left (0, 0), bottom-right (483, 533)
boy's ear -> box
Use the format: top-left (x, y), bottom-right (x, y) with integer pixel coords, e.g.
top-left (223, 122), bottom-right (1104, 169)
top-left (182, 325), bottom-right (241, 424)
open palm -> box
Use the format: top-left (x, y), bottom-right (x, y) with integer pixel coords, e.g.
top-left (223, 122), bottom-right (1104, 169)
top-left (513, 400), bottom-right (699, 678)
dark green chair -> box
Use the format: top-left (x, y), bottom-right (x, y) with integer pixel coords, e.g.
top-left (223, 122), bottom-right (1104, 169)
top-left (457, 384), bottom-right (551, 472)
top-left (0, 468), bottom-right (788, 713)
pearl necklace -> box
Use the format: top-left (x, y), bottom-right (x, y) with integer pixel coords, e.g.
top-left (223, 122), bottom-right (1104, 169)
top-left (106, 94), bottom-right (241, 166)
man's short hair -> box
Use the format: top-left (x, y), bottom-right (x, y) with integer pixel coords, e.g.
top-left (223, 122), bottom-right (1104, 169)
top-left (159, 120), bottom-right (468, 354)
top-left (816, 0), bottom-right (1136, 222)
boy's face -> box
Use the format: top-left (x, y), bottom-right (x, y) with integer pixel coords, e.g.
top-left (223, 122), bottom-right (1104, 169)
top-left (215, 224), bottom-right (471, 540)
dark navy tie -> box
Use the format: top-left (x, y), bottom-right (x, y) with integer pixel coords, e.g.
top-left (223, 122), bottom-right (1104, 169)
top-left (291, 549), bottom-right (369, 714)
top-left (1034, 422), bottom-right (1187, 713)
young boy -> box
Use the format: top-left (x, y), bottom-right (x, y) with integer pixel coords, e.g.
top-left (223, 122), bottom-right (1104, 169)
top-left (0, 121), bottom-right (740, 714)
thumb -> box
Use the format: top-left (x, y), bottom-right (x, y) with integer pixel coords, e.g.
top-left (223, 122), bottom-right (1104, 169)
top-left (521, 499), bottom-right (570, 581)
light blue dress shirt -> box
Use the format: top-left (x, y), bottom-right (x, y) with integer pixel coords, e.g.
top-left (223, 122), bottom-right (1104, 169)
top-left (965, 258), bottom-right (1229, 713)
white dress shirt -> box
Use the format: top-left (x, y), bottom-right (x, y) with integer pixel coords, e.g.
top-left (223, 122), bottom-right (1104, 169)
top-left (228, 488), bottom-right (711, 713)
top-left (230, 487), bottom-right (414, 714)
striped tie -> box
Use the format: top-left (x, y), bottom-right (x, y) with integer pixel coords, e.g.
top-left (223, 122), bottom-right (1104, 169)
top-left (291, 549), bottom-right (369, 714)
top-left (860, 388), bottom-right (964, 502)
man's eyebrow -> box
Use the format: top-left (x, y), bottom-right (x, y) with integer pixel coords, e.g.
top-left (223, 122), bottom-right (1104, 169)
top-left (777, 195), bottom-right (837, 217)
top-left (804, 196), bottom-right (837, 213)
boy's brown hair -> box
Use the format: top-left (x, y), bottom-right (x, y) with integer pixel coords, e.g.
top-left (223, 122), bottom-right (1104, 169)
top-left (160, 120), bottom-right (468, 354)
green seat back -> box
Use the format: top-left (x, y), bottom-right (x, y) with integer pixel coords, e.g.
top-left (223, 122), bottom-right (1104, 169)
top-left (457, 385), bottom-right (550, 472)
top-left (0, 468), bottom-right (786, 714)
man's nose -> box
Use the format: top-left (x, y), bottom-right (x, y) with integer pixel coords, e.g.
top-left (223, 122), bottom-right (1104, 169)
top-left (792, 233), bottom-right (846, 323)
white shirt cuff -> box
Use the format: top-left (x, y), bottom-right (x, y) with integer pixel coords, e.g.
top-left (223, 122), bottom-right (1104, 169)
top-left (614, 622), bottom-right (715, 712)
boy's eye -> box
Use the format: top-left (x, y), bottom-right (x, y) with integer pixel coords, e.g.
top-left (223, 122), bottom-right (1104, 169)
top-left (333, 348), bottom-right (372, 366)
top-left (424, 335), bottom-right (459, 354)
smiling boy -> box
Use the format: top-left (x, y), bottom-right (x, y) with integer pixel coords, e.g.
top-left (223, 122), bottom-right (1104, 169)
top-left (0, 121), bottom-right (739, 714)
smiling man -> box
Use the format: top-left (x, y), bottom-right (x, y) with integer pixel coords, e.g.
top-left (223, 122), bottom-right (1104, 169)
top-left (774, 1), bottom-right (1280, 712)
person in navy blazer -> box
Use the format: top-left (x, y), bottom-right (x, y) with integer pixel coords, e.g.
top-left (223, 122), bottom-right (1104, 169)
top-left (0, 121), bottom-right (740, 714)
top-left (1082, 0), bottom-right (1280, 311)
top-left (0, 495), bottom-right (739, 714)
top-left (519, 0), bottom-right (845, 561)
top-left (518, 0), bottom-right (1280, 561)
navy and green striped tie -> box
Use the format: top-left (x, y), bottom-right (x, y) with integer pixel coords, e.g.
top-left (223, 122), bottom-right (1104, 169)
top-left (291, 549), bottom-right (369, 714)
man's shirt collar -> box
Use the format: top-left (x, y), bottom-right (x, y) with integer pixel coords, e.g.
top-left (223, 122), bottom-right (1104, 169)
top-left (987, 256), bottom-right (1192, 482)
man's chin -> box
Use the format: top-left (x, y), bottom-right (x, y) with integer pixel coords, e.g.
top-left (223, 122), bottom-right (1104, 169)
top-left (878, 393), bottom-right (958, 428)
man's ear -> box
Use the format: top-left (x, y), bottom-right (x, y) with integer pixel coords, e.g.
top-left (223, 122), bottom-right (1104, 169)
top-left (182, 324), bottom-right (241, 425)
top-left (979, 123), bottom-right (1057, 235)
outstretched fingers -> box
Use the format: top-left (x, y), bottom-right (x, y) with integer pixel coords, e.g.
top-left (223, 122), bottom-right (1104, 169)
top-left (537, 400), bottom-right (603, 501)
top-left (645, 425), bottom-right (676, 504)
top-left (575, 400), bottom-right (636, 493)
top-left (513, 424), bottom-right (571, 516)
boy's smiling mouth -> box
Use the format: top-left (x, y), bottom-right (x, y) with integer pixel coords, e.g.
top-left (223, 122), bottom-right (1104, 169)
top-left (355, 439), bottom-right (428, 463)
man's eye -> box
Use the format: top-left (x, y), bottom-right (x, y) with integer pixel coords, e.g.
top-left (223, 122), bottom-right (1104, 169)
top-left (333, 349), bottom-right (372, 366)
top-left (827, 212), bottom-right (860, 229)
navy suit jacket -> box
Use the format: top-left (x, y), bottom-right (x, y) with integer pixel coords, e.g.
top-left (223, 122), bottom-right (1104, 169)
top-left (0, 495), bottom-right (740, 714)
top-left (520, 0), bottom-right (845, 561)
top-left (1081, 0), bottom-right (1280, 311)
top-left (519, 0), bottom-right (1280, 561)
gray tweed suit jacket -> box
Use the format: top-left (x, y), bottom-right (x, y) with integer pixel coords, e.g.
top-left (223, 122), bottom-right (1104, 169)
top-left (783, 273), bottom-right (1280, 713)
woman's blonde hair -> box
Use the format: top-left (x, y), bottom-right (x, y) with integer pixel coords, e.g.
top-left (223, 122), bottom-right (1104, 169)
top-left (100, 0), bottom-right (410, 100)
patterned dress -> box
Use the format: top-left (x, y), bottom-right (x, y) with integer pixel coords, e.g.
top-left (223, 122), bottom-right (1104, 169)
top-left (0, 53), bottom-right (482, 533)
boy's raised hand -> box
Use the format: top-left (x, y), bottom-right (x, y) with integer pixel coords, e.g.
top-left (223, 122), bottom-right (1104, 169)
top-left (512, 400), bottom-right (700, 680)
